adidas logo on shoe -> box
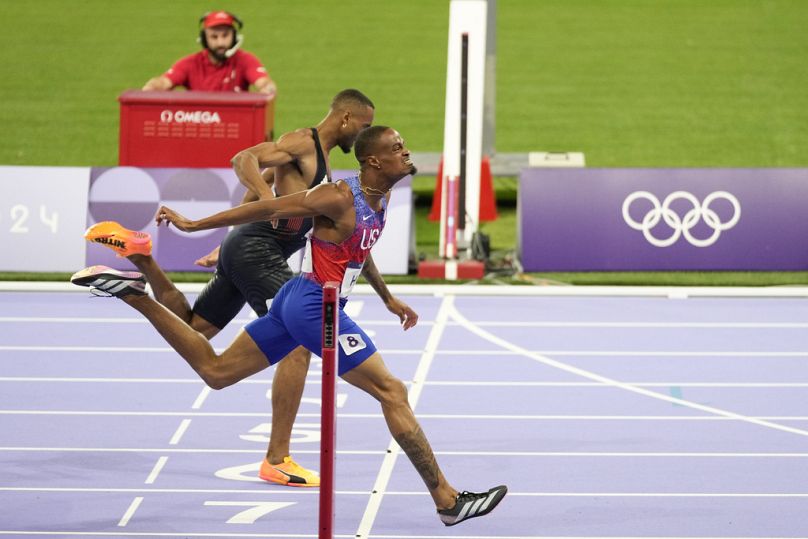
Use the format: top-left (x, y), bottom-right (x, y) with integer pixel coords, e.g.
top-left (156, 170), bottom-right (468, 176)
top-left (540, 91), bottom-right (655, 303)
top-left (70, 265), bottom-right (147, 298)
top-left (438, 485), bottom-right (507, 526)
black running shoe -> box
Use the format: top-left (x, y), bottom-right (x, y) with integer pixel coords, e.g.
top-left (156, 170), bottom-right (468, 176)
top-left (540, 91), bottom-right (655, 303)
top-left (437, 485), bottom-right (507, 526)
top-left (70, 265), bottom-right (147, 298)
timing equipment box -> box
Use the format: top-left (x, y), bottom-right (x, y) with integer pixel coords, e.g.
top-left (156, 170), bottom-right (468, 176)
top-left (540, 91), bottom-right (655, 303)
top-left (118, 90), bottom-right (273, 168)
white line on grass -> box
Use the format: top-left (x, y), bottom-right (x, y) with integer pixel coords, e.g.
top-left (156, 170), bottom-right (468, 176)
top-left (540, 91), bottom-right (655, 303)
top-left (354, 294), bottom-right (453, 539)
top-left (449, 305), bottom-right (808, 438)
top-left (7, 280), bottom-right (808, 297)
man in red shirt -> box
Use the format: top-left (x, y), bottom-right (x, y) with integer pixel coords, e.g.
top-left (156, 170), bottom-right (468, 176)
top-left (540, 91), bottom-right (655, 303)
top-left (143, 11), bottom-right (276, 97)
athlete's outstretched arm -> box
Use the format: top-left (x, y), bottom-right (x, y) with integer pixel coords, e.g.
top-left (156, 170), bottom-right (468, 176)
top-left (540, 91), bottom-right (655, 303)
top-left (231, 130), bottom-right (311, 199)
top-left (193, 168), bottom-right (275, 267)
top-left (156, 182), bottom-right (352, 232)
top-left (362, 253), bottom-right (418, 330)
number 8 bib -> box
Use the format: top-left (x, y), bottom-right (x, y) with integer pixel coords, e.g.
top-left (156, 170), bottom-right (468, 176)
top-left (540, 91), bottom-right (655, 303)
top-left (338, 333), bottom-right (367, 356)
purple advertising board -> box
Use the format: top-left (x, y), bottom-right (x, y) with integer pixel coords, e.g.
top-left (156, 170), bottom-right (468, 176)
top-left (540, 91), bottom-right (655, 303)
top-left (86, 167), bottom-right (412, 273)
top-left (86, 167), bottom-right (243, 272)
top-left (518, 168), bottom-right (808, 271)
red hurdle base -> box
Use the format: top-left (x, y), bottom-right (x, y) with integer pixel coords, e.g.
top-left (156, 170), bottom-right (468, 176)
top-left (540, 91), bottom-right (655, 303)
top-left (417, 259), bottom-right (485, 280)
top-left (428, 156), bottom-right (498, 222)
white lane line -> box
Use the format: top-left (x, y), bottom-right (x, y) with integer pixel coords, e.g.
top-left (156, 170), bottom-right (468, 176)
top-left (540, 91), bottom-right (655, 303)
top-left (354, 294), bottom-right (453, 539)
top-left (3, 485), bottom-right (808, 497)
top-left (423, 381), bottom-right (808, 388)
top-left (0, 532), bottom-right (329, 538)
top-left (0, 533), bottom-right (796, 539)
top-left (0, 346), bottom-right (194, 353)
top-left (144, 456), bottom-right (168, 484)
top-left (0, 377), bottom-right (321, 383)
top-left (4, 410), bottom-right (808, 421)
top-left (0, 317), bottom-right (151, 324)
top-left (3, 345), bottom-right (808, 357)
top-left (168, 419), bottom-right (191, 445)
top-left (5, 377), bottom-right (808, 388)
top-left (450, 305), bottom-right (808, 438)
top-left (5, 316), bottom-right (808, 329)
top-left (5, 409), bottom-right (808, 423)
top-left (191, 386), bottom-right (211, 409)
top-left (3, 447), bottom-right (808, 457)
top-left (466, 321), bottom-right (808, 328)
top-left (0, 532), bottom-right (333, 538)
top-left (116, 496), bottom-right (143, 527)
top-left (436, 350), bottom-right (808, 357)
top-left (0, 346), bottom-right (419, 354)
top-left (0, 377), bottom-right (207, 383)
top-left (482, 492), bottom-right (808, 497)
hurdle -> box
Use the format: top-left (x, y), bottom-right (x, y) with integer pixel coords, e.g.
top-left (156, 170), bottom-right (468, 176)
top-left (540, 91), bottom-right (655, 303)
top-left (319, 281), bottom-right (339, 538)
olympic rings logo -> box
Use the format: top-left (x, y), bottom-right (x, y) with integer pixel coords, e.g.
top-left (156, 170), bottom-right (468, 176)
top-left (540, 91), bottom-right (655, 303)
top-left (621, 191), bottom-right (741, 247)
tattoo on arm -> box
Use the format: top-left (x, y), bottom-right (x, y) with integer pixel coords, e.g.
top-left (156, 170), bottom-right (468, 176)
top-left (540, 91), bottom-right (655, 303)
top-left (394, 425), bottom-right (440, 490)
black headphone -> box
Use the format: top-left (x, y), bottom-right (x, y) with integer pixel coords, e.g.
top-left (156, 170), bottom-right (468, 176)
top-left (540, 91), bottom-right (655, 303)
top-left (197, 11), bottom-right (244, 54)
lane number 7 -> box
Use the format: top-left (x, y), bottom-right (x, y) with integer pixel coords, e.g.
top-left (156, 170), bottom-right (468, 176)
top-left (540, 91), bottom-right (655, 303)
top-left (203, 501), bottom-right (296, 524)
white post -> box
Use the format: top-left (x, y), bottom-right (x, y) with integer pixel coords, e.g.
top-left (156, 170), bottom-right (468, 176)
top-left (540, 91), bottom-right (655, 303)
top-left (440, 0), bottom-right (488, 258)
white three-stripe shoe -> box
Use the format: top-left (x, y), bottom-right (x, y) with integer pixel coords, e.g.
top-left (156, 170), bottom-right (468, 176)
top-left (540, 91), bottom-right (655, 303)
top-left (438, 484), bottom-right (507, 526)
top-left (70, 265), bottom-right (147, 298)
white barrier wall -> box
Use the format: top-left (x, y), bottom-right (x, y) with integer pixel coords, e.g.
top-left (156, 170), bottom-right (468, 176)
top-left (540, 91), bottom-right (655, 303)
top-left (0, 167), bottom-right (91, 271)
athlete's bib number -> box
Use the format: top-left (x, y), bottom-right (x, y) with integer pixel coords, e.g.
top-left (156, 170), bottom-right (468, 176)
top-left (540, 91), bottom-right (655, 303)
top-left (339, 334), bottom-right (367, 355)
top-left (340, 265), bottom-right (362, 298)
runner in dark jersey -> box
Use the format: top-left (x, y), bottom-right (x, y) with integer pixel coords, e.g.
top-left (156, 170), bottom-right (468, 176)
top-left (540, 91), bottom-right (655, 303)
top-left (194, 126), bottom-right (330, 327)
top-left (73, 126), bottom-right (506, 527)
top-left (81, 90), bottom-right (412, 488)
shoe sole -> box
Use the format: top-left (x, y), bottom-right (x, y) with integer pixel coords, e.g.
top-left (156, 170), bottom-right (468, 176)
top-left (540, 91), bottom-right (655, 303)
top-left (71, 266), bottom-right (144, 286)
top-left (70, 266), bottom-right (147, 297)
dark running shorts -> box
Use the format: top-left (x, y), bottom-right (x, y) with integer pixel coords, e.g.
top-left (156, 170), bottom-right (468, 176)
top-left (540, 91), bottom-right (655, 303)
top-left (193, 227), bottom-right (298, 329)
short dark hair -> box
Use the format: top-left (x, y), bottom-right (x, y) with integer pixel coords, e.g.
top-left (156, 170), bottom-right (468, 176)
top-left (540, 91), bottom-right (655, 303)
top-left (354, 125), bottom-right (391, 164)
top-left (331, 89), bottom-right (375, 111)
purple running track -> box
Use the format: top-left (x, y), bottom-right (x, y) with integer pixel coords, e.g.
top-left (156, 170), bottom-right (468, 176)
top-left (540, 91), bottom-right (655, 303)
top-left (1, 290), bottom-right (807, 538)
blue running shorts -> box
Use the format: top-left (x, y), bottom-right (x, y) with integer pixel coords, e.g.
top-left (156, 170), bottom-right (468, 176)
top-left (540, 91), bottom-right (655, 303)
top-left (245, 276), bottom-right (378, 375)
